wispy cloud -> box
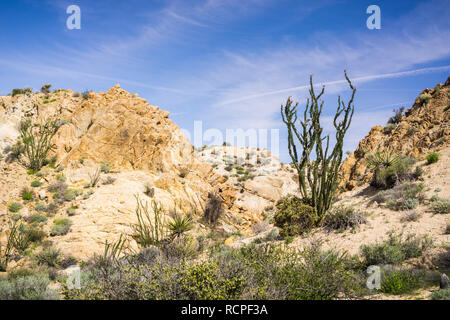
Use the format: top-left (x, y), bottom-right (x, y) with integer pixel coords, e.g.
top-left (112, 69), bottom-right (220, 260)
top-left (217, 65), bottom-right (450, 106)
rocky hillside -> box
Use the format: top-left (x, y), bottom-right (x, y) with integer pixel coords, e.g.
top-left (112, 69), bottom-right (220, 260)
top-left (340, 77), bottom-right (450, 191)
top-left (196, 145), bottom-right (299, 214)
top-left (0, 86), bottom-right (267, 259)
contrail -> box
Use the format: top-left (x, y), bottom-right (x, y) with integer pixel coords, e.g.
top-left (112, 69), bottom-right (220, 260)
top-left (218, 65), bottom-right (450, 106)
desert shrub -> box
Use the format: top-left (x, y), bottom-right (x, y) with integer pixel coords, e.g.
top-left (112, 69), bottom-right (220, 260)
top-left (323, 205), bottom-right (367, 231)
top-left (274, 195), bottom-right (317, 237)
top-left (34, 202), bottom-right (47, 212)
top-left (48, 180), bottom-right (68, 193)
top-left (204, 193), bottom-right (224, 225)
top-left (36, 247), bottom-right (61, 267)
top-left (431, 288), bottom-right (450, 300)
top-left (46, 202), bottom-right (59, 214)
top-left (0, 274), bottom-right (59, 300)
top-left (426, 152), bottom-right (440, 164)
top-left (360, 232), bottom-right (432, 266)
top-left (50, 218), bottom-right (72, 236)
top-left (387, 107), bottom-right (404, 125)
top-left (419, 93), bottom-right (431, 103)
top-left (17, 117), bottom-right (66, 171)
top-left (40, 84), bottom-right (51, 94)
top-left (86, 168), bottom-right (100, 188)
top-left (160, 236), bottom-right (199, 261)
top-left (367, 152), bottom-right (416, 189)
top-left (383, 123), bottom-right (396, 134)
top-left (82, 90), bottom-right (90, 99)
top-left (72, 91), bottom-right (81, 98)
top-left (167, 213), bottom-right (193, 239)
top-left (0, 221), bottom-right (19, 271)
top-left (444, 105), bottom-right (450, 112)
top-left (100, 163), bottom-right (110, 173)
top-left (380, 268), bottom-right (423, 295)
top-left (429, 197), bottom-right (450, 214)
top-left (251, 221), bottom-right (270, 234)
top-left (400, 210), bottom-right (422, 222)
top-left (27, 213), bottom-right (48, 225)
top-left (66, 207), bottom-right (77, 216)
top-left (30, 180), bottom-right (42, 187)
top-left (20, 187), bottom-right (33, 201)
top-left (8, 201), bottom-right (22, 213)
top-left (374, 182), bottom-right (425, 211)
top-left (131, 196), bottom-right (168, 248)
top-left (11, 223), bottom-right (45, 251)
top-left (11, 88), bottom-right (25, 96)
top-left (4, 141), bottom-right (25, 163)
top-left (102, 176), bottom-right (116, 185)
top-left (63, 242), bottom-right (363, 300)
top-left (7, 268), bottom-right (39, 280)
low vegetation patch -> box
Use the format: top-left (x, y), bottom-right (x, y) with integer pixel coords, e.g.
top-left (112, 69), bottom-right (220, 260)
top-left (62, 242), bottom-right (365, 300)
top-left (426, 152), bottom-right (440, 164)
top-left (322, 205), bottom-right (367, 231)
top-left (366, 151), bottom-right (418, 189)
top-left (374, 182), bottom-right (425, 211)
top-left (380, 268), bottom-right (423, 295)
top-left (360, 232), bottom-right (432, 266)
top-left (429, 197), bottom-right (450, 214)
top-left (274, 195), bottom-right (317, 237)
top-left (50, 218), bottom-right (72, 236)
top-left (0, 274), bottom-right (59, 300)
top-left (431, 288), bottom-right (450, 300)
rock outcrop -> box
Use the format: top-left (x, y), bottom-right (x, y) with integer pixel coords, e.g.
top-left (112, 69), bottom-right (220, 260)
top-left (0, 86), bottom-right (266, 259)
top-left (340, 77), bottom-right (450, 190)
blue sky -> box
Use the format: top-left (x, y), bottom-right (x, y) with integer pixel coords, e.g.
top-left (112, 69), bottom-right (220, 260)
top-left (1, 0), bottom-right (449, 162)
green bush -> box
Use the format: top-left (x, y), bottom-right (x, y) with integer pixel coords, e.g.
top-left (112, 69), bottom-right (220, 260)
top-left (36, 247), bottom-right (61, 267)
top-left (63, 242), bottom-right (364, 300)
top-left (387, 107), bottom-right (404, 125)
top-left (383, 123), bottom-right (396, 134)
top-left (274, 195), bottom-right (317, 237)
top-left (0, 274), bottom-right (59, 300)
top-left (431, 288), bottom-right (450, 300)
top-left (167, 213), bottom-right (193, 239)
top-left (40, 84), bottom-right (51, 94)
top-left (380, 268), bottom-right (422, 295)
top-left (18, 117), bottom-right (66, 171)
top-left (366, 152), bottom-right (416, 188)
top-left (20, 187), bottom-right (33, 201)
top-left (50, 218), bottom-right (72, 236)
top-left (419, 93), bottom-right (431, 103)
top-left (100, 163), bottom-right (110, 173)
top-left (429, 197), bottom-right (450, 214)
top-left (30, 180), bottom-right (42, 187)
top-left (360, 232), bottom-right (432, 266)
top-left (27, 213), bottom-right (48, 224)
top-left (426, 152), bottom-right (440, 164)
top-left (323, 205), bottom-right (367, 231)
top-left (8, 202), bottom-right (22, 213)
top-left (374, 182), bottom-right (425, 211)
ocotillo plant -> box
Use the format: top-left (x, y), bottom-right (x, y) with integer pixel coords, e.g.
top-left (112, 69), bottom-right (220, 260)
top-left (280, 71), bottom-right (356, 222)
top-left (18, 116), bottom-right (66, 171)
